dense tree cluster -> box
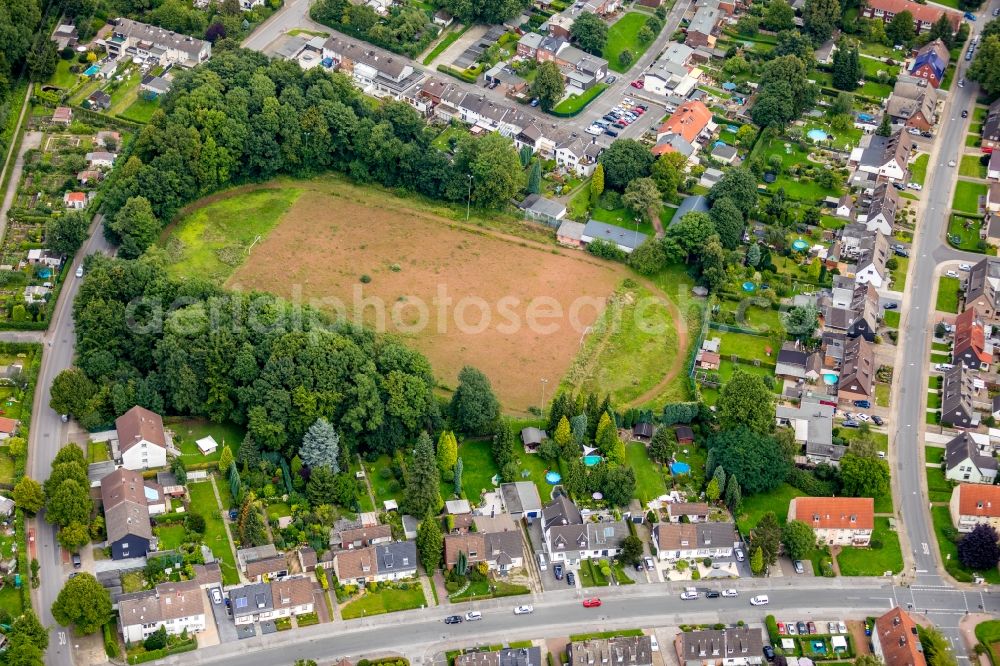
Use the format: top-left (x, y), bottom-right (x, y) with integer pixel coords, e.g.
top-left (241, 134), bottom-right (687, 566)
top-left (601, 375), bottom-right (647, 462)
top-left (100, 49), bottom-right (524, 256)
top-left (311, 0), bottom-right (436, 58)
top-left (57, 253), bottom-right (441, 459)
top-left (707, 427), bottom-right (789, 496)
top-left (957, 523), bottom-right (1000, 571)
top-left (970, 24), bottom-right (1000, 96)
top-left (42, 445), bottom-right (93, 552)
top-left (2, 609), bottom-right (49, 666)
top-left (751, 56), bottom-right (817, 128)
top-left (571, 12), bottom-right (608, 55)
top-left (432, 0), bottom-right (529, 25)
top-left (52, 573), bottom-right (112, 635)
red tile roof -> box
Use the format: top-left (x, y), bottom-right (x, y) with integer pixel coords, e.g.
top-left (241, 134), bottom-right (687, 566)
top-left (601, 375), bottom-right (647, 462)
top-left (956, 483), bottom-right (1000, 518)
top-left (874, 608), bottom-right (925, 666)
top-left (865, 0), bottom-right (961, 29)
top-left (953, 307), bottom-right (991, 365)
top-left (656, 101), bottom-right (712, 144)
top-left (789, 497), bottom-right (874, 530)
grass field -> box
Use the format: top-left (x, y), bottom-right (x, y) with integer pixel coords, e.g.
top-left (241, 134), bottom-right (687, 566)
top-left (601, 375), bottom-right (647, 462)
top-left (265, 502), bottom-right (291, 521)
top-left (218, 178), bottom-right (636, 413)
top-left (155, 524), bottom-right (188, 550)
top-left (715, 330), bottom-right (774, 361)
top-left (883, 310), bottom-right (900, 328)
top-left (453, 439), bottom-right (499, 502)
top-left (948, 215), bottom-right (984, 252)
top-left (119, 97), bottom-right (160, 123)
top-left (626, 442), bottom-right (666, 503)
top-left (736, 483), bottom-right (804, 533)
top-left (552, 84), bottom-right (608, 115)
top-left (559, 281), bottom-right (683, 407)
top-left (188, 479), bottom-right (239, 585)
top-left (931, 505), bottom-right (1000, 583)
top-left (168, 418), bottom-right (244, 466)
top-left (835, 518), bottom-right (902, 576)
top-left (909, 154), bottom-right (929, 186)
top-left (162, 187), bottom-right (302, 283)
top-left (890, 255), bottom-right (908, 290)
top-left (0, 447), bottom-right (13, 485)
top-left (960, 155), bottom-right (987, 178)
top-left (936, 276), bottom-right (961, 313)
top-left (754, 135), bottom-right (840, 201)
top-left (925, 446), bottom-right (945, 464)
top-left (953, 181), bottom-right (987, 214)
top-left (604, 13), bottom-right (655, 73)
top-left (925, 465), bottom-right (953, 503)
top-left (975, 620), bottom-right (1000, 666)
top-left (341, 584), bottom-right (427, 619)
top-left (366, 454), bottom-right (404, 508)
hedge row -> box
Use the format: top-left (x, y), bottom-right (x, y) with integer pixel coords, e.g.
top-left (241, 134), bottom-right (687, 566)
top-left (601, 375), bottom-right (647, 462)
top-left (126, 638), bottom-right (197, 664)
top-left (437, 65), bottom-right (477, 84)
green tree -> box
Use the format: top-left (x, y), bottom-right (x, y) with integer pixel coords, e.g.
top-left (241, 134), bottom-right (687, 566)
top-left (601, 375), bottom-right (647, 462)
top-left (751, 56), bottom-right (816, 127)
top-left (57, 521), bottom-right (90, 551)
top-left (531, 61), bottom-right (566, 111)
top-left (299, 417), bottom-right (340, 472)
top-left (618, 534), bottom-right (643, 565)
top-left (106, 196), bottom-right (160, 259)
top-left (144, 625), bottom-right (167, 651)
top-left (747, 243), bottom-right (761, 268)
top-left (708, 167), bottom-right (757, 217)
top-left (618, 49), bottom-right (634, 67)
top-left (832, 40), bottom-right (863, 91)
top-left (763, 0), bottom-right (795, 31)
top-left (13, 476), bottom-right (44, 514)
top-left (571, 11), bottom-right (608, 54)
top-left (416, 515), bottom-right (443, 572)
top-left (918, 626), bottom-right (958, 666)
top-left (782, 304), bottom-right (820, 338)
top-left (454, 456), bottom-right (463, 496)
top-left (650, 151), bottom-right (686, 201)
top-left (437, 430), bottom-right (458, 474)
top-left (306, 465), bottom-right (337, 506)
top-left (49, 367), bottom-right (97, 419)
top-left (598, 139), bottom-right (655, 191)
top-left (751, 511), bottom-right (782, 566)
top-left (52, 573), bottom-right (112, 634)
top-left (927, 15), bottom-right (955, 48)
top-left (450, 366), bottom-right (500, 436)
top-left (709, 197), bottom-right (744, 250)
top-left (45, 211), bottom-right (90, 257)
top-left (554, 416), bottom-right (572, 450)
top-left (405, 432), bottom-right (442, 517)
top-left (628, 238), bottom-right (667, 276)
top-left (590, 163), bottom-right (605, 206)
top-left (172, 456), bottom-right (188, 485)
top-left (708, 427), bottom-right (788, 495)
top-left (717, 370), bottom-right (775, 434)
top-left (957, 523), bottom-right (1000, 571)
top-left (725, 474), bottom-right (742, 511)
top-left (854, 657), bottom-right (883, 666)
top-left (970, 34), bottom-right (1000, 96)
top-left (455, 133), bottom-right (527, 210)
top-left (782, 520), bottom-right (817, 560)
top-left (750, 546), bottom-right (764, 574)
top-left (735, 124), bottom-right (757, 147)
top-left (10, 609), bottom-right (49, 652)
top-left (26, 34), bottom-right (57, 81)
top-left (839, 453), bottom-right (890, 498)
top-left (649, 426), bottom-right (674, 463)
top-left (886, 10), bottom-right (915, 46)
top-left (662, 212), bottom-right (717, 264)
top-left (526, 160), bottom-right (542, 194)
top-left (803, 0), bottom-right (840, 42)
top-left (622, 177), bottom-right (661, 219)
top-left (705, 477), bottom-right (721, 502)
top-left (217, 444), bottom-right (234, 474)
top-left (46, 479), bottom-right (91, 527)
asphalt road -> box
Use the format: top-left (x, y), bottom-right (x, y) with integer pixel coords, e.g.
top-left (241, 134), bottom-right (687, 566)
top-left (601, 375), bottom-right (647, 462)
top-left (29, 215), bottom-right (112, 666)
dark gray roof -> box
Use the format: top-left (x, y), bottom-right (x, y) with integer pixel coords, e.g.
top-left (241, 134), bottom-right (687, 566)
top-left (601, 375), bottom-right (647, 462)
top-left (582, 219), bottom-right (648, 251)
top-left (673, 195), bottom-right (709, 224)
top-left (229, 582), bottom-right (272, 617)
top-left (679, 628), bottom-right (764, 663)
top-left (542, 495), bottom-right (582, 528)
top-left (945, 432), bottom-right (997, 472)
top-left (500, 481), bottom-right (542, 514)
top-left (806, 441), bottom-right (847, 461)
top-left (375, 541), bottom-right (417, 575)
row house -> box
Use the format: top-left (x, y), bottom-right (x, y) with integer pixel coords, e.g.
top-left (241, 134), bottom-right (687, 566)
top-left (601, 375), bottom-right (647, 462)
top-left (101, 468), bottom-right (165, 561)
top-left (444, 528), bottom-right (525, 573)
top-left (983, 98), bottom-right (1000, 153)
top-left (849, 130), bottom-right (912, 183)
top-left (860, 0), bottom-right (961, 34)
top-left (102, 18), bottom-right (211, 67)
top-left (838, 336), bottom-right (876, 405)
top-left (228, 577), bottom-right (315, 625)
top-left (542, 495), bottom-right (629, 564)
top-left (952, 307), bottom-right (992, 371)
top-left (909, 40), bottom-right (949, 89)
top-left (332, 541), bottom-right (418, 585)
top-left (964, 257), bottom-right (1000, 319)
top-left (685, 0), bottom-right (724, 49)
top-left (322, 35), bottom-right (425, 103)
top-left (650, 521), bottom-right (740, 561)
top-left (886, 78), bottom-right (937, 132)
top-left (651, 100), bottom-right (714, 159)
top-left (788, 497), bottom-right (874, 546)
top-left (119, 580), bottom-right (206, 644)
top-left (569, 636), bottom-right (652, 666)
top-left (941, 363), bottom-right (979, 429)
top-left (676, 627), bottom-right (764, 666)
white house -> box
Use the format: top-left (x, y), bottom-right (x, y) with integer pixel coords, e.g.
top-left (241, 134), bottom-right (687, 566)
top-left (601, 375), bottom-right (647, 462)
top-left (119, 581), bottom-right (206, 644)
top-left (849, 131), bottom-right (911, 182)
top-left (102, 18), bottom-right (211, 67)
top-left (650, 522), bottom-right (740, 561)
top-left (852, 232), bottom-right (890, 288)
top-left (949, 483), bottom-right (1000, 532)
top-left (858, 183), bottom-right (898, 236)
top-left (85, 151), bottom-right (116, 168)
top-left (63, 191), bottom-right (87, 210)
top-left (541, 496), bottom-right (629, 565)
top-left (787, 497), bottom-right (874, 546)
top-left (944, 432), bottom-right (998, 484)
top-left (115, 405), bottom-right (168, 470)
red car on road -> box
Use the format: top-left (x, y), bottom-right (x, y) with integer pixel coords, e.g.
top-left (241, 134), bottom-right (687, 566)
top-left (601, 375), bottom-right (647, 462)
top-left (583, 598), bottom-right (602, 608)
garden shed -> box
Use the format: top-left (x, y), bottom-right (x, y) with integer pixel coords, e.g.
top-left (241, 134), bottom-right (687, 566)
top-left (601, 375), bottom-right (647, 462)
top-left (196, 435), bottom-right (218, 455)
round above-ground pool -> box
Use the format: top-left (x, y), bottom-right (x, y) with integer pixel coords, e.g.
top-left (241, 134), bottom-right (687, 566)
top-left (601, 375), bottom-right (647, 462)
top-left (582, 455), bottom-right (602, 467)
top-left (545, 471), bottom-right (562, 484)
top-left (822, 372), bottom-right (838, 385)
top-left (807, 128), bottom-right (828, 141)
top-left (742, 281), bottom-right (756, 292)
top-left (670, 461), bottom-right (691, 475)
top-left (792, 238), bottom-right (809, 252)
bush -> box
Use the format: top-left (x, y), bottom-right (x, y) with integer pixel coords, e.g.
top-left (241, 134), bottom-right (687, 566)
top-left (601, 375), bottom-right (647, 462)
top-left (586, 239), bottom-right (626, 261)
top-left (103, 623), bottom-right (119, 658)
top-left (691, 569), bottom-right (701, 580)
top-left (766, 615), bottom-right (780, 643)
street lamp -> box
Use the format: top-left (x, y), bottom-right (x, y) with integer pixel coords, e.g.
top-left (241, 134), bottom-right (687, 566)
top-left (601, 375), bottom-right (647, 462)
top-left (540, 377), bottom-right (548, 406)
top-left (466, 173), bottom-right (473, 221)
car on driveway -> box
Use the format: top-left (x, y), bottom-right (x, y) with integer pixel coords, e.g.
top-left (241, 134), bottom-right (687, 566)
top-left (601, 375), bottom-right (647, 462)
top-left (793, 560), bottom-right (805, 574)
top-left (965, 10), bottom-right (977, 19)
top-left (606, 76), bottom-right (617, 83)
top-left (514, 605), bottom-right (534, 615)
top-left (566, 571), bottom-right (575, 586)
top-left (466, 611), bottom-right (482, 621)
top-left (797, 622), bottom-right (808, 634)
top-left (583, 598), bottom-right (602, 608)
top-left (722, 589), bottom-right (739, 597)
top-left (777, 622), bottom-right (786, 634)
top-left (808, 622), bottom-right (817, 634)
top-left (750, 595), bottom-right (769, 606)
top-left (960, 263), bottom-right (971, 271)
top-left (212, 588), bottom-right (223, 604)
top-left (786, 622), bottom-right (796, 635)
top-left (828, 622), bottom-right (838, 634)
top-left (644, 557), bottom-right (655, 571)
top-left (883, 302), bottom-right (898, 310)
top-left (855, 413), bottom-right (871, 422)
top-left (445, 615), bottom-right (463, 624)
top-left (553, 563), bottom-right (563, 579)
top-left (843, 419), bottom-right (859, 428)
top-left (853, 400), bottom-right (871, 408)
top-left (907, 182), bottom-right (922, 191)
top-left (873, 415), bottom-right (884, 426)
top-left (946, 270), bottom-right (960, 277)
top-left (735, 548), bottom-right (745, 562)
top-left (839, 621), bottom-right (848, 633)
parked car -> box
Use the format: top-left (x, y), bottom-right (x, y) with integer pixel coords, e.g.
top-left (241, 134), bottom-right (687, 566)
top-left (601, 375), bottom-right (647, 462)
top-left (644, 557), bottom-right (655, 571)
top-left (553, 563), bottom-right (563, 579)
top-left (962, 110), bottom-right (969, 118)
top-left (750, 595), bottom-right (769, 606)
top-left (445, 615), bottom-right (463, 624)
top-left (839, 621), bottom-right (848, 634)
top-left (947, 270), bottom-right (960, 277)
top-left (583, 598), bottom-right (602, 608)
top-left (586, 125), bottom-right (602, 136)
top-left (797, 622), bottom-right (808, 634)
top-left (786, 622), bottom-right (797, 635)
top-left (605, 129), bottom-right (619, 137)
top-left (72, 553), bottom-right (81, 568)
top-left (763, 646), bottom-right (776, 662)
top-left (735, 548), bottom-right (745, 562)
top-left (466, 611), bottom-right (482, 621)
top-left (630, 80), bottom-right (643, 88)
top-left (907, 128), bottom-right (921, 135)
top-left (777, 622), bottom-right (786, 634)
top-left (965, 11), bottom-right (977, 19)
top-left (793, 560), bottom-right (805, 574)
top-left (706, 590), bottom-right (721, 598)
top-left (995, 7), bottom-right (1000, 15)
top-left (829, 622), bottom-right (838, 634)
top-left (530, 98), bottom-right (540, 107)
top-left (949, 160), bottom-right (957, 166)
top-left (513, 605), bottom-right (534, 615)
top-left (959, 78), bottom-right (966, 88)
top-left (211, 588), bottom-right (223, 604)
top-left (843, 420), bottom-right (859, 428)
top-left (960, 263), bottom-right (972, 271)
top-left (681, 590), bottom-right (698, 600)
top-left (853, 400), bottom-right (871, 408)
top-left (855, 413), bottom-right (871, 422)
top-left (921, 131), bottom-right (933, 138)
top-left (606, 76), bottom-right (617, 83)
top-left (75, 265), bottom-right (84, 278)
top-left (650, 636), bottom-right (659, 652)
top-left (566, 571), bottom-right (575, 586)
top-left (722, 589), bottom-right (739, 598)
top-left (873, 415), bottom-right (884, 426)
top-left (808, 622), bottom-right (818, 635)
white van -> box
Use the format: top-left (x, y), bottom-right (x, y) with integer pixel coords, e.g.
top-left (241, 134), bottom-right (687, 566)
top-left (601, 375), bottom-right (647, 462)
top-left (537, 553), bottom-right (547, 571)
top-left (750, 595), bottom-right (769, 606)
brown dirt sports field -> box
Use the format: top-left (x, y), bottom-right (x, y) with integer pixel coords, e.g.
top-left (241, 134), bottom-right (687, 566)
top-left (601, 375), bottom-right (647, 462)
top-left (228, 182), bottom-right (630, 413)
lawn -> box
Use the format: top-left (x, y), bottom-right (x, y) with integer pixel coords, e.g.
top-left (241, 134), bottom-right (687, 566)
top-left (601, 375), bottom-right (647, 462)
top-left (715, 330), bottom-right (775, 362)
top-left (909, 154), bottom-right (929, 186)
top-left (0, 580), bottom-right (22, 617)
top-left (454, 439), bottom-right (500, 502)
top-left (366, 454), bottom-right (405, 508)
top-left (925, 446), bottom-right (945, 464)
top-left (49, 59), bottom-right (80, 90)
top-left (835, 518), bottom-right (902, 576)
top-left (590, 204), bottom-right (653, 236)
top-left (155, 524), bottom-right (188, 550)
top-left (875, 383), bottom-right (890, 408)
top-left (0, 447), bottom-right (13, 485)
top-left (603, 13), bottom-right (655, 73)
top-left (265, 502), bottom-right (291, 521)
top-left (513, 444), bottom-right (556, 502)
top-left (559, 279), bottom-right (685, 408)
top-left (931, 505), bottom-right (1000, 583)
top-left (161, 186), bottom-right (303, 283)
top-left (975, 620), bottom-right (1000, 666)
top-left (953, 181), bottom-right (987, 214)
top-left (625, 442), bottom-right (666, 503)
top-left (341, 584), bottom-right (427, 619)
top-left (169, 418), bottom-right (244, 465)
top-left (890, 255), bottom-right (908, 290)
top-left (119, 97), bottom-right (160, 123)
top-left (925, 465), bottom-right (953, 503)
top-left (430, 125), bottom-right (468, 152)
top-left (736, 483), bottom-right (804, 533)
top-left (188, 479), bottom-right (239, 585)
top-left (754, 134), bottom-right (841, 201)
top-left (552, 84), bottom-right (608, 115)
top-left (715, 300), bottom-right (784, 332)
top-left (883, 310), bottom-right (900, 328)
top-left (960, 155), bottom-right (987, 178)
top-left (451, 578), bottom-right (529, 600)
top-left (936, 276), bottom-right (961, 314)
top-left (947, 215), bottom-right (984, 252)
top-left (967, 134), bottom-right (981, 148)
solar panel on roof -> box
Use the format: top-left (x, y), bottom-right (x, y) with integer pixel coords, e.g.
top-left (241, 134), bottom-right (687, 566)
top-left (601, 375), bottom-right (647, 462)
top-left (235, 597), bottom-right (248, 609)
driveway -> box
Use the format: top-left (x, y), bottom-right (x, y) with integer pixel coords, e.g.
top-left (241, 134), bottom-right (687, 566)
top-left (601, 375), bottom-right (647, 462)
top-left (208, 587), bottom-right (238, 644)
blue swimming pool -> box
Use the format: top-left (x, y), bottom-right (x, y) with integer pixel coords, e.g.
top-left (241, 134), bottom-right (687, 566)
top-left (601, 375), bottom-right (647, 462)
top-left (742, 281), bottom-right (756, 292)
top-left (84, 64), bottom-right (100, 76)
top-left (792, 239), bottom-right (808, 251)
top-left (670, 461), bottom-right (691, 475)
top-left (822, 372), bottom-right (838, 386)
top-left (545, 471), bottom-right (562, 484)
top-left (582, 455), bottom-right (602, 467)
top-left (807, 129), bottom-right (828, 141)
